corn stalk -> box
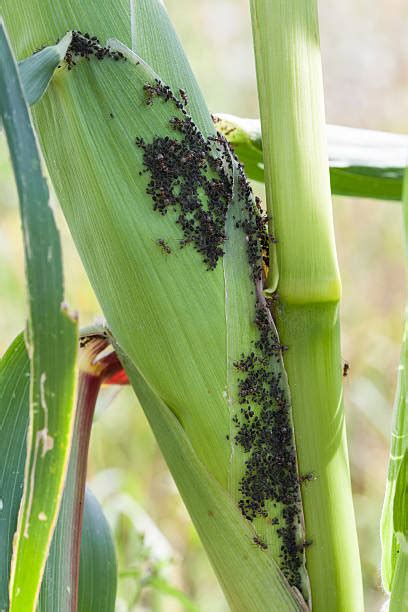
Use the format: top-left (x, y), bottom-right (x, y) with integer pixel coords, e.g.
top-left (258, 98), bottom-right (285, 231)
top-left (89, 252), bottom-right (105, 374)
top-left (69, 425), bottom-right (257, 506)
top-left (249, 1), bottom-right (363, 609)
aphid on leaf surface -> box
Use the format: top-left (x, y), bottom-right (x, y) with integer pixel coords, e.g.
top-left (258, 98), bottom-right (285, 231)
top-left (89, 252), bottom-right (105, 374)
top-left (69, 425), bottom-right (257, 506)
top-left (253, 536), bottom-right (268, 550)
top-left (156, 239), bottom-right (172, 255)
top-left (343, 361), bottom-right (350, 377)
top-left (179, 88), bottom-right (188, 106)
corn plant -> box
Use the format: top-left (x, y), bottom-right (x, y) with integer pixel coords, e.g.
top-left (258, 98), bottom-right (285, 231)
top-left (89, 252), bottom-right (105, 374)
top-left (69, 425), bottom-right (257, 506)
top-left (0, 1), bottom-right (407, 610)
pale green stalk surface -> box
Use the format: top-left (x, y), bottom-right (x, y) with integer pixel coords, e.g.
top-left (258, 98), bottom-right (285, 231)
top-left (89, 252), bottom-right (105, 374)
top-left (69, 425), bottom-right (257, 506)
top-left (249, 1), bottom-right (363, 609)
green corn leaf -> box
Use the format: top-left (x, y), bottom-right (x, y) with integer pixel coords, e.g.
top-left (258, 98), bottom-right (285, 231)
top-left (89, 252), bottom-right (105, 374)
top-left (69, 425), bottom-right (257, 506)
top-left (0, 22), bottom-right (78, 610)
top-left (18, 32), bottom-right (72, 105)
top-left (131, 0), bottom-right (212, 135)
top-left (118, 352), bottom-right (304, 612)
top-left (40, 482), bottom-right (118, 612)
top-left (216, 114), bottom-right (407, 201)
top-left (3, 4), bottom-right (310, 607)
top-left (78, 487), bottom-right (117, 612)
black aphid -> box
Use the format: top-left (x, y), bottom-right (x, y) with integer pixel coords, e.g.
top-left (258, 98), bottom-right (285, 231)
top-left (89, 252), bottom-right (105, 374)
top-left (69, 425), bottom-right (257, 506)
top-left (179, 88), bottom-right (188, 106)
top-left (156, 238), bottom-right (172, 255)
top-left (343, 361), bottom-right (350, 377)
top-left (64, 31), bottom-right (127, 70)
top-left (253, 535), bottom-right (268, 550)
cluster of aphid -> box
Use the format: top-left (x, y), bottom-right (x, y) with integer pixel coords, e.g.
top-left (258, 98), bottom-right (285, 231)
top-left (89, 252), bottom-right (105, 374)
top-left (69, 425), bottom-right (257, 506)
top-left (64, 31), bottom-right (126, 70)
top-left (235, 170), bottom-right (271, 281)
top-left (135, 79), bottom-right (232, 270)
top-left (131, 77), bottom-right (306, 592)
top-left (211, 115), bottom-right (306, 587)
top-left (232, 300), bottom-right (304, 588)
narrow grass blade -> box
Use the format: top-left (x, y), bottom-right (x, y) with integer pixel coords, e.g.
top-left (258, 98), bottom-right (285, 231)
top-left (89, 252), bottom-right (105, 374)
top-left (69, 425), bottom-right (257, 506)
top-left (216, 113), bottom-right (407, 201)
top-left (0, 22), bottom-right (78, 611)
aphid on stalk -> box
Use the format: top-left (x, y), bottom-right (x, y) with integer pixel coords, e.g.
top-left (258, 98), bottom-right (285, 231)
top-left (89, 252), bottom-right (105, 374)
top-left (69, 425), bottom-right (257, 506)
top-left (156, 239), bottom-right (172, 255)
top-left (343, 361), bottom-right (350, 377)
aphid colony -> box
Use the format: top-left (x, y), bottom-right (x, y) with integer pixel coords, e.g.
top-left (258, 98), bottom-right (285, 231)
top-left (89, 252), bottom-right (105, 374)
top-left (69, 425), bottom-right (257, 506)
top-left (232, 300), bottom-right (304, 589)
top-left (64, 31), bottom-right (127, 70)
top-left (135, 79), bottom-right (232, 271)
top-left (135, 79), bottom-right (306, 594)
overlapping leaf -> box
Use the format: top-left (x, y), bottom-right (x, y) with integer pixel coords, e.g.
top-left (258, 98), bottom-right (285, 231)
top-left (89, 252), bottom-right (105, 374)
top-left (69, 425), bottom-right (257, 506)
top-left (216, 113), bottom-right (407, 201)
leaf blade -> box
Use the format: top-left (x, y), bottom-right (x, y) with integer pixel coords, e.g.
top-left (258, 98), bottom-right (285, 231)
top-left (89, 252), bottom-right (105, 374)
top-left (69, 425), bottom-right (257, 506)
top-left (216, 114), bottom-right (407, 201)
top-left (0, 22), bottom-right (78, 611)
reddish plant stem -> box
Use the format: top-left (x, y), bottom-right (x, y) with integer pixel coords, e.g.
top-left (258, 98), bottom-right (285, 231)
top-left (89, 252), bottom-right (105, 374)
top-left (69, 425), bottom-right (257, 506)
top-left (69, 371), bottom-right (102, 610)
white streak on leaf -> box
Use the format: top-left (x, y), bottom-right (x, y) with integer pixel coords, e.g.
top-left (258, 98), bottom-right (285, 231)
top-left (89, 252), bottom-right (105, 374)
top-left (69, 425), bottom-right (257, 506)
top-left (22, 218), bottom-right (32, 259)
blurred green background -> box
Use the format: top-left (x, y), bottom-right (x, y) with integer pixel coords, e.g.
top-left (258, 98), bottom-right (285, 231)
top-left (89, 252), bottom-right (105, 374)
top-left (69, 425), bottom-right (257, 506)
top-left (1, 1), bottom-right (407, 609)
